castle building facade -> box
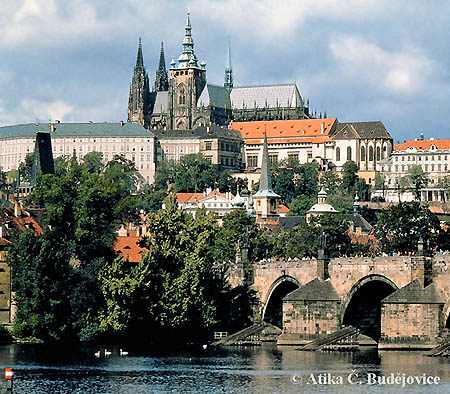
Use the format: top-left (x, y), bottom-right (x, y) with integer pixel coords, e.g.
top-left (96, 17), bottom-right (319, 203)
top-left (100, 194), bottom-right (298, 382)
top-left (127, 13), bottom-right (311, 132)
top-left (0, 122), bottom-right (157, 183)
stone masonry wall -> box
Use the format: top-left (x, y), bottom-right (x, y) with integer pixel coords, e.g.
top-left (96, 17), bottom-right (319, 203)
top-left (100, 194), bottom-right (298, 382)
top-left (381, 303), bottom-right (443, 344)
top-left (283, 300), bottom-right (340, 340)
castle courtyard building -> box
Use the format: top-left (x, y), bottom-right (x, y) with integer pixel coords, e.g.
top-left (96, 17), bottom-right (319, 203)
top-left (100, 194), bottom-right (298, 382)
top-left (0, 122), bottom-right (157, 183)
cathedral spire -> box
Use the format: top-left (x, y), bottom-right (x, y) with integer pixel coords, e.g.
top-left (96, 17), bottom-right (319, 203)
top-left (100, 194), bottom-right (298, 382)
top-left (224, 38), bottom-right (233, 91)
top-left (128, 38), bottom-right (150, 127)
top-left (176, 11), bottom-right (199, 68)
top-left (155, 41), bottom-right (169, 91)
top-left (135, 37), bottom-right (144, 69)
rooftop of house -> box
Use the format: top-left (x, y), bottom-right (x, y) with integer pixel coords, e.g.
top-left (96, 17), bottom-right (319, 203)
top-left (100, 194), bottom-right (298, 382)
top-left (394, 139), bottom-right (450, 152)
top-left (382, 279), bottom-right (444, 304)
top-left (112, 235), bottom-right (146, 264)
top-left (154, 124), bottom-right (242, 140)
top-left (230, 118), bottom-right (336, 142)
top-left (0, 122), bottom-right (153, 139)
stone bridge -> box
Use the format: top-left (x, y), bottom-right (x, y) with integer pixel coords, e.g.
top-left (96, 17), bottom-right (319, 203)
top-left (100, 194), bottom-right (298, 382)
top-left (230, 254), bottom-right (450, 347)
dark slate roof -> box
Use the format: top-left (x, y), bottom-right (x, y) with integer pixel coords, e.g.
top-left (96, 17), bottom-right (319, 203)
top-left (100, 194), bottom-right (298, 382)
top-left (230, 83), bottom-right (302, 109)
top-left (334, 121), bottom-right (391, 140)
top-left (154, 125), bottom-right (242, 140)
top-left (283, 278), bottom-right (340, 302)
top-left (346, 213), bottom-right (372, 233)
top-left (198, 84), bottom-right (231, 109)
top-left (0, 122), bottom-right (152, 139)
top-left (279, 216), bottom-right (302, 229)
top-left (153, 91), bottom-right (169, 114)
top-left (382, 280), bottom-right (444, 304)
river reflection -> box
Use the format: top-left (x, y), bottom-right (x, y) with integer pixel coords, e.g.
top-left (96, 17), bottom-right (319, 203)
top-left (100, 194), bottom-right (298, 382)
top-left (0, 343), bottom-right (449, 393)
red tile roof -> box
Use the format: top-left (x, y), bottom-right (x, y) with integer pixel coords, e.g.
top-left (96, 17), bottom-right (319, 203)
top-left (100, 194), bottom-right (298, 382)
top-left (175, 192), bottom-right (204, 203)
top-left (113, 235), bottom-right (145, 264)
top-left (395, 139), bottom-right (450, 152)
top-left (278, 204), bottom-right (289, 214)
top-left (230, 118), bottom-right (337, 143)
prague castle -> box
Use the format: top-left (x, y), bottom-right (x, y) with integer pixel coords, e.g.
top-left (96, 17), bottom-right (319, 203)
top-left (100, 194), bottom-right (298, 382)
top-left (127, 13), bottom-right (310, 131)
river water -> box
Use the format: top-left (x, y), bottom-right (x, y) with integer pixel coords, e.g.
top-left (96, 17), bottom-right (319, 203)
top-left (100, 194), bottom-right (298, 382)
top-left (0, 343), bottom-right (449, 393)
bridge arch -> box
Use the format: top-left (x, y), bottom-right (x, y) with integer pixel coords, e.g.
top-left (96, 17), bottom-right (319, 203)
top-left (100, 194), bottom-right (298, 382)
top-left (342, 274), bottom-right (398, 341)
top-left (261, 275), bottom-right (300, 327)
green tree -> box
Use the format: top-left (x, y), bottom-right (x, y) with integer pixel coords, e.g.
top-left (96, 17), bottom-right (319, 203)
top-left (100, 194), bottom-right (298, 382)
top-left (17, 152), bottom-right (34, 183)
top-left (341, 161), bottom-right (359, 194)
top-left (320, 171), bottom-right (341, 195)
top-left (8, 229), bottom-right (76, 341)
top-left (288, 195), bottom-right (315, 217)
top-left (406, 164), bottom-right (428, 201)
top-left (375, 202), bottom-right (440, 254)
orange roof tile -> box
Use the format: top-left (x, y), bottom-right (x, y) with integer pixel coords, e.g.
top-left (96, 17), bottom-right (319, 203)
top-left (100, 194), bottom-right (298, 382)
top-left (176, 192), bottom-right (204, 203)
top-left (395, 139), bottom-right (450, 152)
top-left (230, 118), bottom-right (337, 142)
top-left (113, 235), bottom-right (146, 264)
top-left (278, 204), bottom-right (289, 214)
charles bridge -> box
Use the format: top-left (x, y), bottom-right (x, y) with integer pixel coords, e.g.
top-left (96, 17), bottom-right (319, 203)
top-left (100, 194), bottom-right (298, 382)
top-left (230, 252), bottom-right (450, 348)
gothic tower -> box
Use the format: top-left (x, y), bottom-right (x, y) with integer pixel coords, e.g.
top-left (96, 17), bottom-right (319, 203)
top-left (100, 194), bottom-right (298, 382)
top-left (224, 40), bottom-right (233, 91)
top-left (168, 13), bottom-right (207, 130)
top-left (154, 42), bottom-right (169, 92)
top-left (128, 38), bottom-right (151, 127)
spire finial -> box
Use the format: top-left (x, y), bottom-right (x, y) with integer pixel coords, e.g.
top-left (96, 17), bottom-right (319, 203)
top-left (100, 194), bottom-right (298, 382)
top-left (224, 37), bottom-right (234, 90)
top-left (135, 37), bottom-right (144, 69)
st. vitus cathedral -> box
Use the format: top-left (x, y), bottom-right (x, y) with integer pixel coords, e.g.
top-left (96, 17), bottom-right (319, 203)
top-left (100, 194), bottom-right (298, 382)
top-left (128, 13), bottom-right (312, 130)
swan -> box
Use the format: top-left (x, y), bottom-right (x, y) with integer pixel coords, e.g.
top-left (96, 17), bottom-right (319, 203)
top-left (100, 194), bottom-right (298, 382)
top-left (104, 349), bottom-right (112, 356)
top-left (120, 349), bottom-right (128, 356)
top-left (94, 351), bottom-right (101, 358)
top-left (202, 344), bottom-right (207, 350)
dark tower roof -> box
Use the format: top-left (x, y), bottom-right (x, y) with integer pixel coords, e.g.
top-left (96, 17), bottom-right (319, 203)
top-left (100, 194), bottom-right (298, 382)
top-left (254, 133), bottom-right (280, 198)
top-left (155, 41), bottom-right (169, 92)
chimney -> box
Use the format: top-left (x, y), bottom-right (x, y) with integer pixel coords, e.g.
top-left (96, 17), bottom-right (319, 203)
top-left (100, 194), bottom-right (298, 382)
top-left (120, 120), bottom-right (125, 126)
top-left (320, 122), bottom-right (325, 134)
top-left (14, 201), bottom-right (21, 217)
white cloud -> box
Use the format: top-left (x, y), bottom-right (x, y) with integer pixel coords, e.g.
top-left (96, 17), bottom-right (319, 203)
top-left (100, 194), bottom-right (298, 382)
top-left (21, 98), bottom-right (74, 122)
top-left (329, 35), bottom-right (433, 95)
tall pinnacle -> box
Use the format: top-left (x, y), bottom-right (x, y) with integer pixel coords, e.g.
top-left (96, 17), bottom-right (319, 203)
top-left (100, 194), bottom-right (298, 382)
top-left (224, 38), bottom-right (233, 90)
top-left (254, 133), bottom-right (280, 198)
top-left (176, 11), bottom-right (199, 68)
top-left (135, 37), bottom-right (144, 69)
top-left (155, 41), bottom-right (169, 91)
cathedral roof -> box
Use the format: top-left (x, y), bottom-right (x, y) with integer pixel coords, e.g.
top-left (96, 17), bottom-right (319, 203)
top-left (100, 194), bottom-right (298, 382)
top-left (0, 122), bottom-right (153, 139)
top-left (333, 121), bottom-right (391, 140)
top-left (198, 84), bottom-right (231, 109)
top-left (153, 91), bottom-right (169, 114)
top-left (230, 118), bottom-right (336, 142)
top-left (230, 83), bottom-right (302, 109)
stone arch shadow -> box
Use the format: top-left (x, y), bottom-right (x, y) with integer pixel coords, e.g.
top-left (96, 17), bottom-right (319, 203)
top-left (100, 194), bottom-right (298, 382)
top-left (261, 275), bottom-right (300, 327)
top-left (341, 274), bottom-right (399, 341)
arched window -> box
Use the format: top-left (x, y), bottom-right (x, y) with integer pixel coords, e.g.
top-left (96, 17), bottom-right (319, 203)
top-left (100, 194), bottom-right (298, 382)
top-left (361, 146), bottom-right (366, 161)
top-left (347, 146), bottom-right (352, 161)
top-left (369, 146), bottom-right (374, 161)
top-left (376, 146), bottom-right (381, 161)
top-left (382, 145), bottom-right (387, 159)
top-left (336, 147), bottom-right (340, 162)
top-left (178, 86), bottom-right (186, 105)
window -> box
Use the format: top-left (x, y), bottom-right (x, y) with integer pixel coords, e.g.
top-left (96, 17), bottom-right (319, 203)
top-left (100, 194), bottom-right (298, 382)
top-left (178, 86), bottom-right (186, 105)
top-left (361, 146), bottom-right (366, 161)
top-left (247, 155), bottom-right (258, 168)
top-left (336, 147), bottom-right (341, 161)
top-left (205, 141), bottom-right (212, 150)
top-left (269, 154), bottom-right (278, 165)
top-left (288, 153), bottom-right (298, 161)
top-left (347, 146), bottom-right (352, 161)
top-left (369, 146), bottom-right (374, 161)
top-left (307, 152), bottom-right (312, 160)
top-left (376, 147), bottom-right (381, 161)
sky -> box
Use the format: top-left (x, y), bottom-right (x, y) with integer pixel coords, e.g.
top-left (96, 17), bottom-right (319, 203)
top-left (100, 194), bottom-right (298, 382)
top-left (0, 0), bottom-right (449, 142)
